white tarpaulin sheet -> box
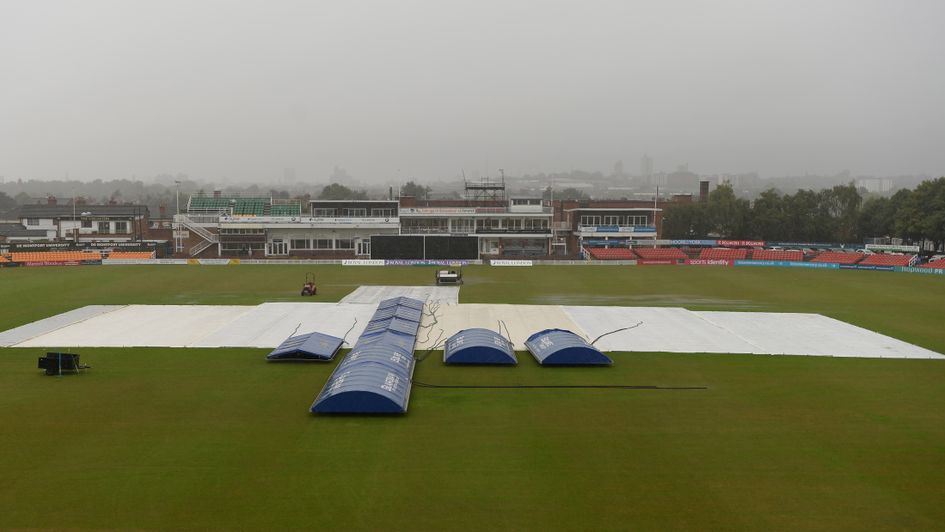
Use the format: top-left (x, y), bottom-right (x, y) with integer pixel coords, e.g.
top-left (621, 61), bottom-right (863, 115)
top-left (563, 307), bottom-right (943, 359)
top-left (340, 285), bottom-right (459, 306)
top-left (0, 305), bottom-right (126, 347)
top-left (191, 302), bottom-right (377, 348)
top-left (4, 302), bottom-right (942, 359)
top-left (14, 305), bottom-right (254, 348)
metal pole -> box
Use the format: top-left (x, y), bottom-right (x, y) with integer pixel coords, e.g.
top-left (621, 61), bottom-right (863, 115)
top-left (175, 180), bottom-right (181, 253)
top-left (653, 185), bottom-right (659, 247)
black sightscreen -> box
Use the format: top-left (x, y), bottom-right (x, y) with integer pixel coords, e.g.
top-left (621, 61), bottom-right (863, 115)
top-left (371, 236), bottom-right (423, 259)
top-left (424, 236), bottom-right (478, 259)
top-left (370, 236), bottom-right (478, 260)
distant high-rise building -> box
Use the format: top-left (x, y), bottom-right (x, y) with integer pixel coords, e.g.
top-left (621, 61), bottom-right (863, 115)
top-left (640, 154), bottom-right (653, 179)
top-left (613, 160), bottom-right (625, 179)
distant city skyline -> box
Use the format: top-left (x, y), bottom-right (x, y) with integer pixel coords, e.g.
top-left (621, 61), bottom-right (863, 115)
top-left (2, 1), bottom-right (944, 182)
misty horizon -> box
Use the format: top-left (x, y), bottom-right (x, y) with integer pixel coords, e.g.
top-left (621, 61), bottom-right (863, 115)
top-left (2, 1), bottom-right (944, 183)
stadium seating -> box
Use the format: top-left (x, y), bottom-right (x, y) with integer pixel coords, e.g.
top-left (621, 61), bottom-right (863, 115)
top-left (699, 248), bottom-right (748, 260)
top-left (108, 251), bottom-right (155, 259)
top-left (587, 248), bottom-right (637, 260)
top-left (270, 203), bottom-right (302, 216)
top-left (859, 253), bottom-right (915, 267)
top-left (633, 247), bottom-right (688, 261)
top-left (751, 249), bottom-right (804, 261)
top-left (10, 251), bottom-right (102, 263)
top-left (188, 196), bottom-right (268, 215)
top-left (0, 255), bottom-right (9, 263)
top-left (811, 251), bottom-right (865, 264)
top-left (921, 258), bottom-right (945, 268)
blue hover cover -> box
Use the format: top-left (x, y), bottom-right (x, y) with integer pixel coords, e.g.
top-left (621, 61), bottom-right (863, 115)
top-left (311, 297), bottom-right (424, 414)
top-left (443, 328), bottom-right (517, 365)
top-left (524, 328), bottom-right (613, 366)
top-left (266, 331), bottom-right (344, 362)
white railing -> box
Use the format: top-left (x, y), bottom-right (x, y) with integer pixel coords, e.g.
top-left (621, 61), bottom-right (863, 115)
top-left (189, 239), bottom-right (215, 257)
top-left (176, 215), bottom-right (218, 242)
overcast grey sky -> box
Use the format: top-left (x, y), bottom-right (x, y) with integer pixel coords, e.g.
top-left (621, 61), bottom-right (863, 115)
top-left (1, 0), bottom-right (943, 183)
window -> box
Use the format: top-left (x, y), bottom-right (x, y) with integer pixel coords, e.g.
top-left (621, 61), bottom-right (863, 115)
top-left (344, 208), bottom-right (366, 217)
top-left (603, 216), bottom-right (619, 226)
top-left (291, 239), bottom-right (310, 249)
top-left (371, 208), bottom-right (395, 218)
top-left (451, 218), bottom-right (474, 233)
top-left (114, 221), bottom-right (128, 233)
top-left (629, 215), bottom-right (649, 226)
top-left (26, 218), bottom-right (39, 226)
top-left (580, 215), bottom-right (600, 226)
top-left (81, 220), bottom-right (92, 228)
top-left (314, 239), bottom-right (333, 249)
top-left (335, 239), bottom-right (354, 249)
top-left (98, 222), bottom-right (110, 233)
top-left (313, 208), bottom-right (335, 217)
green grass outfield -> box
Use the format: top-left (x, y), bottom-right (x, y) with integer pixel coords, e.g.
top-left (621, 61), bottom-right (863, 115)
top-left (1, 265), bottom-right (944, 530)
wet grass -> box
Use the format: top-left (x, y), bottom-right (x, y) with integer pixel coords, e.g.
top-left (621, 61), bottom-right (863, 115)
top-left (1, 264), bottom-right (944, 530)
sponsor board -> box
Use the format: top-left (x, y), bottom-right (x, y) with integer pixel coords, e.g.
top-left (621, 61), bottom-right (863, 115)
top-left (24, 261), bottom-right (89, 267)
top-left (684, 259), bottom-right (732, 266)
top-left (767, 242), bottom-right (837, 249)
top-left (490, 259), bottom-right (533, 266)
top-left (637, 259), bottom-right (677, 265)
top-left (4, 241), bottom-right (160, 251)
top-left (103, 258), bottom-right (189, 265)
top-left (734, 260), bottom-right (839, 269)
top-left (670, 239), bottom-right (717, 246)
top-left (839, 264), bottom-right (894, 272)
top-left (895, 266), bottom-right (945, 275)
top-left (342, 259), bottom-right (385, 266)
top-left (716, 240), bottom-right (765, 247)
top-left (383, 259), bottom-right (474, 266)
top-left (865, 243), bottom-right (920, 253)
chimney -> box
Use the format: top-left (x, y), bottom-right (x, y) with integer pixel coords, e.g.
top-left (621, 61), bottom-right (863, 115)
top-left (699, 180), bottom-right (710, 203)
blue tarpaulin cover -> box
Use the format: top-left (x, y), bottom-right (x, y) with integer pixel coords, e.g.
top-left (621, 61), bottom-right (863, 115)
top-left (266, 331), bottom-right (344, 362)
top-left (443, 328), bottom-right (517, 365)
top-left (524, 328), bottom-right (613, 366)
top-left (312, 297), bottom-right (424, 414)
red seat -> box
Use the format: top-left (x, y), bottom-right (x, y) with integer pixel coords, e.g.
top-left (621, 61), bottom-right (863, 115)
top-left (699, 248), bottom-right (748, 260)
top-left (587, 248), bottom-right (637, 260)
top-left (859, 254), bottom-right (914, 267)
top-left (751, 249), bottom-right (804, 261)
top-left (811, 252), bottom-right (864, 264)
top-left (634, 248), bottom-right (687, 261)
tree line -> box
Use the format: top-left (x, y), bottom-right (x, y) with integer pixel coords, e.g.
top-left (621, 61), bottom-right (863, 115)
top-left (662, 177), bottom-right (945, 249)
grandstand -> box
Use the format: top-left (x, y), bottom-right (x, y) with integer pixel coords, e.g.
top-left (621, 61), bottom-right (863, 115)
top-left (634, 247), bottom-right (688, 261)
top-left (269, 203), bottom-right (302, 216)
top-left (187, 194), bottom-right (268, 216)
top-left (811, 251), bottom-right (865, 265)
top-left (859, 253), bottom-right (916, 267)
top-left (922, 258), bottom-right (945, 268)
top-left (586, 247), bottom-right (636, 260)
top-left (10, 251), bottom-right (102, 263)
top-left (751, 249), bottom-right (804, 261)
top-left (699, 248), bottom-right (748, 260)
top-left (0, 255), bottom-right (9, 264)
top-left (187, 193), bottom-right (303, 217)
